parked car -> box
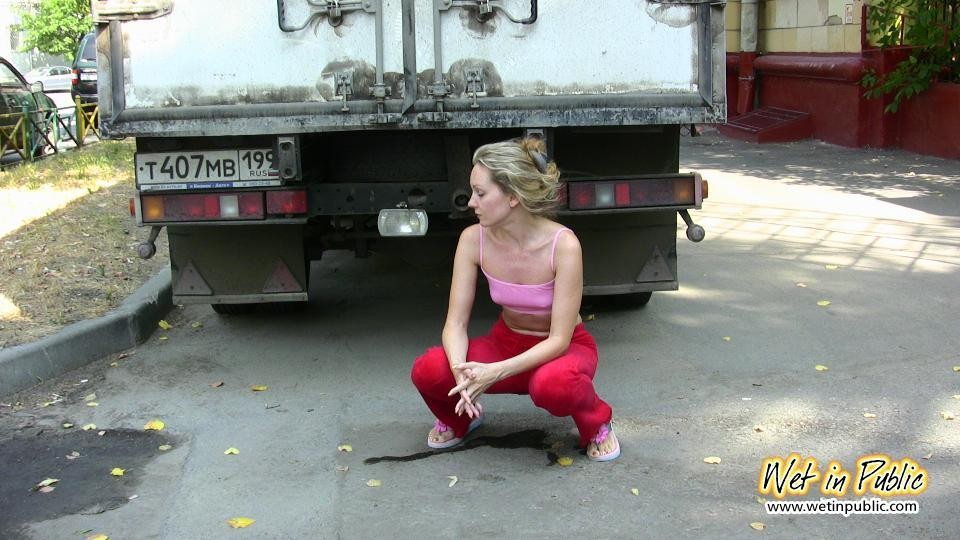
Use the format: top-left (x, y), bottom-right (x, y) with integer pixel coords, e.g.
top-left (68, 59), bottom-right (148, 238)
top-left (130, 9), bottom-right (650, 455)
top-left (25, 65), bottom-right (72, 93)
top-left (0, 57), bottom-right (57, 156)
top-left (71, 32), bottom-right (98, 105)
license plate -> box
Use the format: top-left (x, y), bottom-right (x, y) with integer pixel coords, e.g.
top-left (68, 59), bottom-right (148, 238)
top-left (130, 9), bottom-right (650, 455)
top-left (80, 72), bottom-right (97, 81)
top-left (136, 149), bottom-right (279, 188)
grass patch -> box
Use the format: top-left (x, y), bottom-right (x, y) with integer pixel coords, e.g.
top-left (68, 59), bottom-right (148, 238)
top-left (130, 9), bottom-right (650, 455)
top-left (0, 141), bottom-right (169, 349)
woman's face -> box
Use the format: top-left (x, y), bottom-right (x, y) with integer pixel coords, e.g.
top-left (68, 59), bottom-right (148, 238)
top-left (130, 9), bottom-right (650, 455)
top-left (468, 164), bottom-right (517, 226)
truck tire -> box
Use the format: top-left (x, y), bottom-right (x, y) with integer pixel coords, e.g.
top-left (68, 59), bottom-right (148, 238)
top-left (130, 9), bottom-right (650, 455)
top-left (611, 292), bottom-right (653, 308)
top-left (211, 303), bottom-right (256, 315)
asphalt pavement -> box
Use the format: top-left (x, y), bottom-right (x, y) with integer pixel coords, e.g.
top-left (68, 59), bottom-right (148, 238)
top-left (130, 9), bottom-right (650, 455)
top-left (1, 129), bottom-right (958, 539)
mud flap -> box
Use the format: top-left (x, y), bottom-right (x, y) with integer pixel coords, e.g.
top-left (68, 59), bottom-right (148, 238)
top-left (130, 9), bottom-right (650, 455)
top-left (168, 224), bottom-right (307, 304)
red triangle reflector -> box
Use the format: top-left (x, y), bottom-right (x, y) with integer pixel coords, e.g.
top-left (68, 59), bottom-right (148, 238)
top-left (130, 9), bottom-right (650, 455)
top-left (262, 259), bottom-right (303, 293)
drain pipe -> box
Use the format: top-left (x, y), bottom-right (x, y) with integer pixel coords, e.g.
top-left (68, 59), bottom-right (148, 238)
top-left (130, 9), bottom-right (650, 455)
top-left (737, 0), bottom-right (759, 114)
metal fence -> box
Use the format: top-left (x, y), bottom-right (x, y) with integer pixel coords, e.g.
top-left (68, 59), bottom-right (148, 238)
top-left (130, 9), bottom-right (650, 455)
top-left (0, 98), bottom-right (100, 168)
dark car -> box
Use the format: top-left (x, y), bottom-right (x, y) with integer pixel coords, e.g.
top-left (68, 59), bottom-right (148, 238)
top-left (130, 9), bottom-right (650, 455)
top-left (0, 57), bottom-right (57, 156)
top-left (71, 32), bottom-right (98, 105)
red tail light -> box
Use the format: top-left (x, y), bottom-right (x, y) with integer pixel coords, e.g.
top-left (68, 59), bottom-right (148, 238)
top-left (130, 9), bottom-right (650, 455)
top-left (566, 175), bottom-right (703, 211)
top-left (141, 192), bottom-right (265, 223)
top-left (71, 69), bottom-right (79, 85)
top-left (266, 190), bottom-right (308, 215)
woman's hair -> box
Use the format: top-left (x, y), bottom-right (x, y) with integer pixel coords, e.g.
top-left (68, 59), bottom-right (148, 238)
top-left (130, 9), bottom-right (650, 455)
top-left (472, 137), bottom-right (562, 216)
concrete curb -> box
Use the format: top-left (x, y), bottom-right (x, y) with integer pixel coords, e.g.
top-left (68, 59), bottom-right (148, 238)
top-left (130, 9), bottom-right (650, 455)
top-left (0, 268), bottom-right (172, 397)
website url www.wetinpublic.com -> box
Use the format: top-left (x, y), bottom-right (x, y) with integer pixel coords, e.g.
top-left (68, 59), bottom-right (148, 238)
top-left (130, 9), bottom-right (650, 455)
top-left (766, 498), bottom-right (919, 517)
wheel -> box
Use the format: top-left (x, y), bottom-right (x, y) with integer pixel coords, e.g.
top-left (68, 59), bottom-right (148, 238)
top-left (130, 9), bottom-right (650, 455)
top-left (211, 303), bottom-right (256, 315)
top-left (609, 291), bottom-right (653, 309)
top-left (583, 291), bottom-right (653, 311)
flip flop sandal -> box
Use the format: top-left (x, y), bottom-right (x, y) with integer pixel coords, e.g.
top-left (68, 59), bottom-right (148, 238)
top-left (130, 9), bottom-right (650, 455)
top-left (587, 423), bottom-right (621, 462)
top-left (427, 415), bottom-right (484, 449)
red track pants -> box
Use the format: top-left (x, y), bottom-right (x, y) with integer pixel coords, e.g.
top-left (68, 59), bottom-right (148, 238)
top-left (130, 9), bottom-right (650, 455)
top-left (411, 317), bottom-right (613, 448)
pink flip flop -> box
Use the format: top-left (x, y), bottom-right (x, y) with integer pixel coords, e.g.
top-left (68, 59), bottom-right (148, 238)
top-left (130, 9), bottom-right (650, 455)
top-left (587, 423), bottom-right (620, 462)
top-left (427, 415), bottom-right (484, 449)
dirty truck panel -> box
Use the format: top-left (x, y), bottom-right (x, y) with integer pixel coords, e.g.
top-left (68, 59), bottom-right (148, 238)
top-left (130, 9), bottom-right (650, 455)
top-left (96, 0), bottom-right (723, 310)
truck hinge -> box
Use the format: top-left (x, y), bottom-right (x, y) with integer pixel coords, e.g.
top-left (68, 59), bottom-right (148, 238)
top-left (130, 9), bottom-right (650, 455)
top-left (466, 68), bottom-right (486, 109)
top-left (366, 83), bottom-right (401, 124)
top-left (335, 71), bottom-right (353, 113)
top-left (420, 81), bottom-right (452, 124)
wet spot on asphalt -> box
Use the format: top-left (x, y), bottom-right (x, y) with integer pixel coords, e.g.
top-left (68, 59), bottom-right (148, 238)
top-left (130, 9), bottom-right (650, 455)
top-left (0, 428), bottom-right (176, 538)
top-left (364, 429), bottom-right (550, 464)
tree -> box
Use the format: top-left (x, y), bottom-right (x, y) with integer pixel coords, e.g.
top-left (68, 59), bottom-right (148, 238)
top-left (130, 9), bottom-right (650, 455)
top-left (18, 0), bottom-right (92, 63)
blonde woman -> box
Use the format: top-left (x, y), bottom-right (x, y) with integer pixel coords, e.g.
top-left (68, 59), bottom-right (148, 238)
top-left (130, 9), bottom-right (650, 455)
top-left (410, 137), bottom-right (619, 462)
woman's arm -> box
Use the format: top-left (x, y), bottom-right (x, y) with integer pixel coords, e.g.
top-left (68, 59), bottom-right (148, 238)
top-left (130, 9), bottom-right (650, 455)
top-left (442, 225), bottom-right (480, 375)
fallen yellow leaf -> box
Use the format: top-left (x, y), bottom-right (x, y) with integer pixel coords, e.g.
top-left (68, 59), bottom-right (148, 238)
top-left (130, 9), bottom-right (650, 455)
top-left (825, 264), bottom-right (839, 270)
top-left (191, 321), bottom-right (203, 328)
top-left (250, 385), bottom-right (268, 392)
top-left (585, 314), bottom-right (596, 321)
top-left (86, 534), bottom-right (109, 540)
top-left (722, 336), bottom-right (732, 342)
top-left (111, 468), bottom-right (125, 477)
top-left (366, 479), bottom-right (382, 487)
top-left (110, 362), bottom-right (119, 367)
top-left (816, 300), bottom-right (832, 307)
top-left (224, 447), bottom-right (240, 455)
top-left (337, 444), bottom-right (353, 453)
top-left (35, 478), bottom-right (59, 489)
top-left (158, 445), bottom-right (173, 451)
top-left (750, 522), bottom-right (766, 531)
top-left (556, 456), bottom-right (574, 467)
top-left (210, 381), bottom-right (224, 388)
top-left (158, 336), bottom-right (168, 341)
top-left (940, 411), bottom-right (955, 420)
top-left (82, 424), bottom-right (97, 431)
top-left (815, 365), bottom-right (829, 371)
top-left (84, 393), bottom-right (97, 402)
top-left (755, 495), bottom-right (766, 504)
top-left (953, 395), bottom-right (960, 400)
top-left (923, 453), bottom-right (933, 460)
top-left (40, 401), bottom-right (55, 407)
top-left (447, 475), bottom-right (458, 488)
top-left (144, 420), bottom-right (165, 431)
top-left (158, 320), bottom-right (172, 330)
top-left (954, 366), bottom-right (960, 373)
top-left (39, 486), bottom-right (56, 493)
top-left (630, 488), bottom-right (640, 496)
top-left (226, 517), bottom-right (255, 529)
top-left (863, 413), bottom-right (877, 418)
top-left (703, 456), bottom-right (722, 464)
top-left (87, 402), bottom-right (99, 407)
top-left (63, 423), bottom-right (74, 429)
top-left (795, 282), bottom-right (807, 288)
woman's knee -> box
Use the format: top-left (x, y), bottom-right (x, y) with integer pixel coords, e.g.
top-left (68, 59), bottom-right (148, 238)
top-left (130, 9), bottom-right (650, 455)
top-left (528, 365), bottom-right (585, 413)
top-left (411, 347), bottom-right (452, 391)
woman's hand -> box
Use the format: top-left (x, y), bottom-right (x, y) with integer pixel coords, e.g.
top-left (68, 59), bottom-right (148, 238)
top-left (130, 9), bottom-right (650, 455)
top-left (452, 368), bottom-right (483, 418)
top-left (449, 362), bottom-right (503, 416)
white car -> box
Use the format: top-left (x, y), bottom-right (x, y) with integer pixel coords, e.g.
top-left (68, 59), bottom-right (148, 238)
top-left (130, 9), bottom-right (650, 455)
top-left (24, 65), bottom-right (72, 93)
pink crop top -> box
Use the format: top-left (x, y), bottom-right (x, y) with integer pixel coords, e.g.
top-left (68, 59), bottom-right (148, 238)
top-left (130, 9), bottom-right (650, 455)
top-left (479, 227), bottom-right (571, 316)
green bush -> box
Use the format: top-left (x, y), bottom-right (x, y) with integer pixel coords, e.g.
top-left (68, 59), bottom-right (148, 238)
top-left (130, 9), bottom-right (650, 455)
top-left (861, 0), bottom-right (959, 113)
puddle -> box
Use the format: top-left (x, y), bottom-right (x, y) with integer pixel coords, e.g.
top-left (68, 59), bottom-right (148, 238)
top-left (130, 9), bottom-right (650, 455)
top-left (0, 428), bottom-right (176, 539)
top-left (364, 429), bottom-right (572, 465)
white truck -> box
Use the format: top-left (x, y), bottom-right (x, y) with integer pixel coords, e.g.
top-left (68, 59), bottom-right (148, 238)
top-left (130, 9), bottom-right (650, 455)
top-left (94, 0), bottom-right (724, 313)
